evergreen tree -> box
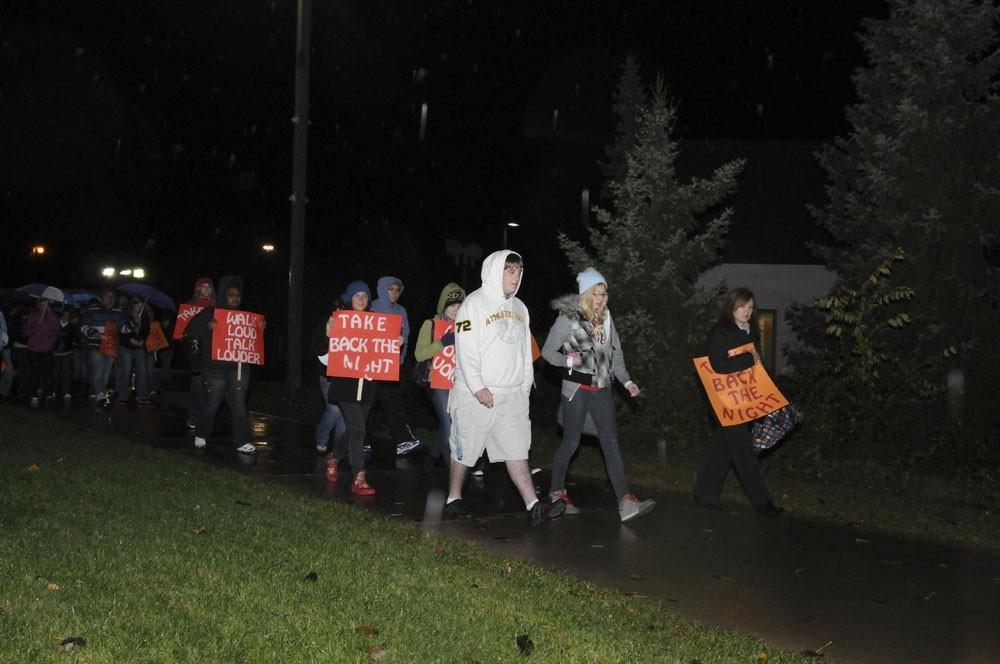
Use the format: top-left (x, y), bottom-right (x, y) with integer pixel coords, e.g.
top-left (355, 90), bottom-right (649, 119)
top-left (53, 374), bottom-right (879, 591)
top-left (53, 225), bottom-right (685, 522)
top-left (790, 0), bottom-right (1000, 460)
top-left (560, 58), bottom-right (744, 439)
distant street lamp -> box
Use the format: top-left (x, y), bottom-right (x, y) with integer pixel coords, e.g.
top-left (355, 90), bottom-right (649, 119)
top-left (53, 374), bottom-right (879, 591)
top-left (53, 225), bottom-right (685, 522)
top-left (132, 268), bottom-right (146, 279)
top-left (102, 267), bottom-right (116, 278)
top-left (502, 220), bottom-right (520, 249)
top-left (262, 243), bottom-right (276, 253)
top-left (31, 245), bottom-right (46, 256)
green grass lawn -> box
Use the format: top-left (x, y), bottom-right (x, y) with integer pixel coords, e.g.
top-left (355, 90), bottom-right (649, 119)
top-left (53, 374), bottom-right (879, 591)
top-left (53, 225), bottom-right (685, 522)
top-left (0, 404), bottom-right (811, 663)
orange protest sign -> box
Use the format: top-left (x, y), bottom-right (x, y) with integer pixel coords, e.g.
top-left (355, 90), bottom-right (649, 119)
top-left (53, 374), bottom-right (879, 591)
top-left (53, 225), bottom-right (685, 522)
top-left (146, 321), bottom-right (170, 352)
top-left (693, 343), bottom-right (788, 426)
top-left (326, 310), bottom-right (402, 381)
top-left (530, 334), bottom-right (541, 362)
top-left (210, 309), bottom-right (265, 366)
top-left (430, 319), bottom-right (456, 389)
top-left (100, 321), bottom-right (119, 357)
top-left (173, 303), bottom-right (204, 339)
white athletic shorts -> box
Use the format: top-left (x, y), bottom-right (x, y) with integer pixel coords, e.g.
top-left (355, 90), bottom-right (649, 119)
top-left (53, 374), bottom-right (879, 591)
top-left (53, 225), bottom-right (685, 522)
top-left (448, 388), bottom-right (531, 466)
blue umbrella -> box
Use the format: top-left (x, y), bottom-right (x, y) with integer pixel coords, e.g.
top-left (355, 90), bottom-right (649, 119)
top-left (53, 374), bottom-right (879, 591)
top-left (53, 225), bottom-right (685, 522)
top-left (117, 283), bottom-right (176, 310)
top-left (66, 292), bottom-right (99, 307)
top-left (16, 283), bottom-right (66, 303)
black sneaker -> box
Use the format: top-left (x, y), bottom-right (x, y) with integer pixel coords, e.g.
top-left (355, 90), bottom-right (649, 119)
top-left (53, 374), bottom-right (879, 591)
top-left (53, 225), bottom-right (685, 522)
top-left (443, 499), bottom-right (474, 520)
top-left (528, 496), bottom-right (566, 526)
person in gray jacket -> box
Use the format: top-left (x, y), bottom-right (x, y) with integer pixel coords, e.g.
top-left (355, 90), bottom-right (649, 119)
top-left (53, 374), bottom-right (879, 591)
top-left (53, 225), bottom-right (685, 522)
top-left (540, 267), bottom-right (655, 523)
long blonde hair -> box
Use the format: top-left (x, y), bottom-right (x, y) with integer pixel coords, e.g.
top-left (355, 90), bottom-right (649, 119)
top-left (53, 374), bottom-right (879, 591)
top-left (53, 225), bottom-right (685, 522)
top-left (580, 284), bottom-right (608, 324)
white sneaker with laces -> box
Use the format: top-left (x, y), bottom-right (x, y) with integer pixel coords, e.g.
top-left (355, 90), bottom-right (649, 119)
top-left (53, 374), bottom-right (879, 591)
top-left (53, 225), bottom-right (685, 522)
top-left (396, 439), bottom-right (424, 456)
top-left (236, 443), bottom-right (256, 454)
top-left (619, 495), bottom-right (656, 523)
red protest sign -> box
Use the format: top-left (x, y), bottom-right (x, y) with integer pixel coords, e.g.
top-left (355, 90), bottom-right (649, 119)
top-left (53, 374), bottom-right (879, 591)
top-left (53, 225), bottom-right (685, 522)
top-left (430, 319), bottom-right (456, 389)
top-left (693, 343), bottom-right (788, 426)
top-left (326, 310), bottom-right (402, 381)
top-left (173, 303), bottom-right (204, 339)
top-left (210, 309), bottom-right (265, 366)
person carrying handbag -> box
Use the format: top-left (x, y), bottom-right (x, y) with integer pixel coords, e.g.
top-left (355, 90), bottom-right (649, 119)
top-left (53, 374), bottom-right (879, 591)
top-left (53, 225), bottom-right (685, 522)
top-left (692, 287), bottom-right (783, 518)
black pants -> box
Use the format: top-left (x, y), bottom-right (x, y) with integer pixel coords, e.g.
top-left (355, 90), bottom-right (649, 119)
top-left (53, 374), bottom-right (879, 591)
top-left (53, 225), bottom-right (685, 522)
top-left (27, 350), bottom-right (53, 397)
top-left (369, 380), bottom-right (412, 445)
top-left (693, 423), bottom-right (773, 509)
top-left (333, 401), bottom-right (372, 473)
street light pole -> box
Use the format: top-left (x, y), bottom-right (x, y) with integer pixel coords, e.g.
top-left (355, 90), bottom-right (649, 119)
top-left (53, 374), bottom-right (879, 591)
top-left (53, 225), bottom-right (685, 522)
top-left (287, 0), bottom-right (312, 399)
top-left (502, 220), bottom-right (519, 249)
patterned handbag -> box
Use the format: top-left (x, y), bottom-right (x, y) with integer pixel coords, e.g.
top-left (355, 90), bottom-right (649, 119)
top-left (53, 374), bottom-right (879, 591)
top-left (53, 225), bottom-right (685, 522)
top-left (751, 403), bottom-right (804, 451)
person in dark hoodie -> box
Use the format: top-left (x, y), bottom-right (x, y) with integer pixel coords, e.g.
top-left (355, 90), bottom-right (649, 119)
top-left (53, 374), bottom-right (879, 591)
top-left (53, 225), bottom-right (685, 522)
top-left (185, 276), bottom-right (258, 454)
top-left (183, 277), bottom-right (215, 428)
top-left (313, 280), bottom-right (378, 495)
top-left (413, 282), bottom-right (465, 474)
top-left (368, 275), bottom-right (423, 457)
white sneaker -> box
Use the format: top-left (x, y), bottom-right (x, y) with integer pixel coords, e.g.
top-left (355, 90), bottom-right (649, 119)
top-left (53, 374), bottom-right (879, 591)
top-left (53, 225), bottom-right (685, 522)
top-left (236, 443), bottom-right (256, 454)
top-left (619, 495), bottom-right (656, 523)
top-left (194, 437), bottom-right (207, 449)
top-left (396, 439), bottom-right (424, 456)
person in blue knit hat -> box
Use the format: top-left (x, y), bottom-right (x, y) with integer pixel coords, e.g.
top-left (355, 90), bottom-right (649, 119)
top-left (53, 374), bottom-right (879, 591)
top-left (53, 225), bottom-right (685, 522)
top-left (540, 267), bottom-right (656, 522)
top-left (313, 280), bottom-right (379, 496)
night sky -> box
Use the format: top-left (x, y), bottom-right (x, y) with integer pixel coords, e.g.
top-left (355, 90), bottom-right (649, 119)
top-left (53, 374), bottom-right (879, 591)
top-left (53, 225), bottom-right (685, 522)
top-left (1, 0), bottom-right (884, 321)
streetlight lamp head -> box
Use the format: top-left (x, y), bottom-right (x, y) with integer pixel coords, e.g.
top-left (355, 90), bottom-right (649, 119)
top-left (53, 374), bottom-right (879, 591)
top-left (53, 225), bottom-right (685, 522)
top-left (119, 269), bottom-right (133, 276)
top-left (101, 267), bottom-right (116, 278)
top-left (31, 245), bottom-right (46, 256)
top-left (262, 243), bottom-right (275, 253)
top-left (133, 268), bottom-right (146, 279)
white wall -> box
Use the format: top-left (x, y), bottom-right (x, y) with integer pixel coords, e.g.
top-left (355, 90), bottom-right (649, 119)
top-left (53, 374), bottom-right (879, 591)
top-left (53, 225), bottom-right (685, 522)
top-left (699, 263), bottom-right (837, 373)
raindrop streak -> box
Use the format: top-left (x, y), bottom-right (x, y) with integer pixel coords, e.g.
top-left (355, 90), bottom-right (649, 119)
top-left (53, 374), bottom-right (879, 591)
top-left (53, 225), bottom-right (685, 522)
top-left (581, 188), bottom-right (590, 229)
top-left (418, 102), bottom-right (428, 143)
top-left (552, 108), bottom-right (559, 133)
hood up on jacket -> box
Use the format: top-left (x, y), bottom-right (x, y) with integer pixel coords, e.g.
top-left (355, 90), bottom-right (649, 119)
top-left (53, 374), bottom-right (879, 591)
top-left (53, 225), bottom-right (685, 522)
top-left (479, 250), bottom-right (522, 301)
top-left (216, 275), bottom-right (244, 307)
top-left (435, 282), bottom-right (466, 316)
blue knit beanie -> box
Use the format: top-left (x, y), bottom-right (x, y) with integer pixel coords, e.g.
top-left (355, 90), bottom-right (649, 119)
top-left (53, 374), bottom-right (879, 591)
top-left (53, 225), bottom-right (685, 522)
top-left (576, 267), bottom-right (606, 294)
top-left (341, 280), bottom-right (371, 302)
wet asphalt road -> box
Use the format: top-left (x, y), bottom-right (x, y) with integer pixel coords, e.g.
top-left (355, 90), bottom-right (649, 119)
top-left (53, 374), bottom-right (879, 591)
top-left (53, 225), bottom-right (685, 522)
top-left (53, 392), bottom-right (1000, 664)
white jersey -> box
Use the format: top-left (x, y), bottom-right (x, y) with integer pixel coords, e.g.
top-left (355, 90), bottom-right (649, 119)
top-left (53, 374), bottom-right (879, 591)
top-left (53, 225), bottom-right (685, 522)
top-left (452, 250), bottom-right (533, 396)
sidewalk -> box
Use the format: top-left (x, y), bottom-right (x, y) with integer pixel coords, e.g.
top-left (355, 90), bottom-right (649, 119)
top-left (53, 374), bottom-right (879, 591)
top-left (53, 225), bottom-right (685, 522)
top-left (59, 385), bottom-right (1000, 664)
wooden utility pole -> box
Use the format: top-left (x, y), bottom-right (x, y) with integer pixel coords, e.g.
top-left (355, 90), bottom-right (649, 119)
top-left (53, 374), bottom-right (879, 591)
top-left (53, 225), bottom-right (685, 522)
top-left (287, 0), bottom-right (311, 398)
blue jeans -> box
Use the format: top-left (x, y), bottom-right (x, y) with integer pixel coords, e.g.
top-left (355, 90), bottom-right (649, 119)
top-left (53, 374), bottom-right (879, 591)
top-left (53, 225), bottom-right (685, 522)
top-left (89, 349), bottom-right (115, 397)
top-left (315, 376), bottom-right (347, 449)
top-left (429, 388), bottom-right (452, 464)
top-left (117, 346), bottom-right (149, 401)
top-left (196, 366), bottom-right (251, 447)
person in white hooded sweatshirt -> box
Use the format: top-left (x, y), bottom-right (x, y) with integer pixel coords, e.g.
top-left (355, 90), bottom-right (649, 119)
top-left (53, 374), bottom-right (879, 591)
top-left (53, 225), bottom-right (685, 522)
top-left (442, 250), bottom-right (566, 526)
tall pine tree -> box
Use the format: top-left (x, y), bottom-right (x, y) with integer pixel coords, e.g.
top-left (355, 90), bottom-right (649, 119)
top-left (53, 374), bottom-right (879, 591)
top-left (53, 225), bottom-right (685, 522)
top-left (560, 57), bottom-right (744, 440)
top-left (790, 0), bottom-right (1000, 461)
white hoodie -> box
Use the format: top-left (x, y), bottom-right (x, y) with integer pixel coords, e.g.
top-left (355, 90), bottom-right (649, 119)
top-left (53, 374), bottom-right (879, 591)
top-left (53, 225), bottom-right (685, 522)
top-left (452, 250), bottom-right (533, 396)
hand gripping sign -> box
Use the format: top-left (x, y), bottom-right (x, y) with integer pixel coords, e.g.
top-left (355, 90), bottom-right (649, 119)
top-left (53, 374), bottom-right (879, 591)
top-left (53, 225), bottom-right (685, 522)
top-left (430, 319), bottom-right (456, 389)
top-left (693, 343), bottom-right (788, 426)
top-left (326, 310), bottom-right (402, 381)
top-left (210, 309), bottom-right (266, 366)
top-left (173, 303), bottom-right (204, 340)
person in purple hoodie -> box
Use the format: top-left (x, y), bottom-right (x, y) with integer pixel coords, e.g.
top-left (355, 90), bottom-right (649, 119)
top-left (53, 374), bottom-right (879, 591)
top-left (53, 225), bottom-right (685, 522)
top-left (368, 275), bottom-right (423, 457)
top-left (24, 297), bottom-right (60, 407)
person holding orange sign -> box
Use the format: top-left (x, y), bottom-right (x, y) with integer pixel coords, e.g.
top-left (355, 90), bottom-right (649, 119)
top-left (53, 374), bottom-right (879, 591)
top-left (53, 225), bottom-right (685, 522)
top-left (692, 287), bottom-right (783, 518)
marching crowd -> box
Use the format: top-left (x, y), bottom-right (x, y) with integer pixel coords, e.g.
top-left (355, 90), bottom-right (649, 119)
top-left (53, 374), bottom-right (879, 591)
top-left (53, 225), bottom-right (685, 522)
top-left (1, 249), bottom-right (782, 524)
